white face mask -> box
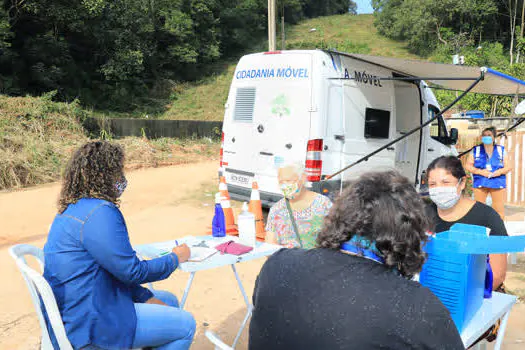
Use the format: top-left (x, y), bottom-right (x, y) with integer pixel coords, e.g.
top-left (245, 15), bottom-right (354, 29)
top-left (429, 180), bottom-right (462, 210)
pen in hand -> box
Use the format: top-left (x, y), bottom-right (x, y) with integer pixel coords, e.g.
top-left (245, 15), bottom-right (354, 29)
top-left (172, 242), bottom-right (191, 263)
top-left (160, 240), bottom-right (179, 256)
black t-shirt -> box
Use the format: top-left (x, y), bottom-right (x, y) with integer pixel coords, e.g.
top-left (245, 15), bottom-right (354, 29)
top-left (249, 248), bottom-right (464, 350)
top-left (432, 201), bottom-right (508, 236)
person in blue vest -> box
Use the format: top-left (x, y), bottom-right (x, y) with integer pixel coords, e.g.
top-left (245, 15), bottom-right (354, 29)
top-left (43, 141), bottom-right (196, 350)
top-left (465, 127), bottom-right (512, 219)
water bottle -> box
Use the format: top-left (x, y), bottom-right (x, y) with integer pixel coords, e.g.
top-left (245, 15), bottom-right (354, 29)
top-left (238, 202), bottom-right (256, 248)
top-left (212, 193), bottom-right (226, 237)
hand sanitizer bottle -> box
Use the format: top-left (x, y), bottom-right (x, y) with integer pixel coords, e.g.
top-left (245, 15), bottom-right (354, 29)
top-left (238, 202), bottom-right (256, 248)
top-left (212, 192), bottom-right (226, 237)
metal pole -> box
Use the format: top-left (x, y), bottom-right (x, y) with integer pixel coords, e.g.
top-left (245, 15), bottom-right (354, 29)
top-left (325, 73), bottom-right (485, 180)
top-left (328, 76), bottom-right (481, 81)
top-left (268, 0), bottom-right (276, 51)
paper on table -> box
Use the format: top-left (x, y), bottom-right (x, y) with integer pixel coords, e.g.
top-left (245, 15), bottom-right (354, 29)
top-left (156, 239), bottom-right (220, 262)
top-left (187, 247), bottom-right (218, 262)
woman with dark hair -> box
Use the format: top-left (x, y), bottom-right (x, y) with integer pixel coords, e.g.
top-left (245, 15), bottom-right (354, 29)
top-left (426, 155), bottom-right (508, 343)
top-left (43, 141), bottom-right (196, 350)
top-left (249, 171), bottom-right (463, 350)
top-left (464, 126), bottom-right (512, 219)
top-left (426, 155), bottom-right (508, 290)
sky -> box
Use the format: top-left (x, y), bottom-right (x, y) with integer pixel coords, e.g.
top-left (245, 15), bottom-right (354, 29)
top-left (354, 0), bottom-right (374, 14)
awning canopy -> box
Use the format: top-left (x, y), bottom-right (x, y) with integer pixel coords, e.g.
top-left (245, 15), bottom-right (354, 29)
top-left (332, 52), bottom-right (525, 96)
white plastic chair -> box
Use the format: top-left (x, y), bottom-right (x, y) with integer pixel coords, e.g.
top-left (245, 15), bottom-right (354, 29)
top-left (205, 331), bottom-right (234, 350)
top-left (9, 244), bottom-right (74, 350)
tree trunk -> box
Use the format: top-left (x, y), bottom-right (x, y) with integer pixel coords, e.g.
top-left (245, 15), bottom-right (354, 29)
top-left (492, 97), bottom-right (499, 118)
top-left (517, 0), bottom-right (525, 63)
top-left (436, 22), bottom-right (447, 45)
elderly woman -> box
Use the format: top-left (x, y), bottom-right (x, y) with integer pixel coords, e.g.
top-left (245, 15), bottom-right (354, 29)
top-left (265, 163), bottom-right (332, 249)
top-left (249, 171), bottom-right (463, 350)
top-left (43, 141), bottom-right (196, 350)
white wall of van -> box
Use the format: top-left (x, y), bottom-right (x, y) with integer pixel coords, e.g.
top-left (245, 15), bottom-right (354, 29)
top-left (220, 50), bottom-right (457, 207)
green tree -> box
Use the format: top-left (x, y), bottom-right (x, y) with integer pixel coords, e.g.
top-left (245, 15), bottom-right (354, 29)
top-left (0, 0), bottom-right (357, 110)
top-left (373, 0), bottom-right (498, 56)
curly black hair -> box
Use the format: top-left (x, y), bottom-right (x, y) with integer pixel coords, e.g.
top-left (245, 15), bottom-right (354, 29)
top-left (58, 141), bottom-right (125, 213)
top-left (316, 170), bottom-right (431, 277)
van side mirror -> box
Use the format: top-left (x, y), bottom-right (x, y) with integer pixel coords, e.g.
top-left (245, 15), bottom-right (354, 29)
top-left (449, 128), bottom-right (459, 145)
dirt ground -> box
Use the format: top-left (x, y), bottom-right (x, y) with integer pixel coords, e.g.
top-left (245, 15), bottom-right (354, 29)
top-left (1, 161), bottom-right (524, 349)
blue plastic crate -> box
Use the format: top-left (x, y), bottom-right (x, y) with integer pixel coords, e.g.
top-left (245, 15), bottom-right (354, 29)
top-left (420, 252), bottom-right (485, 331)
top-left (420, 224), bottom-right (525, 332)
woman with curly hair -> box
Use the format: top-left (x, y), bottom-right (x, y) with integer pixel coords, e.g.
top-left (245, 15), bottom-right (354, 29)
top-left (249, 171), bottom-right (463, 350)
top-left (43, 141), bottom-right (196, 350)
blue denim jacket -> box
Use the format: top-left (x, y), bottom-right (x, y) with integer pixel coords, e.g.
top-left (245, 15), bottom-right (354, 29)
top-left (43, 198), bottom-right (178, 349)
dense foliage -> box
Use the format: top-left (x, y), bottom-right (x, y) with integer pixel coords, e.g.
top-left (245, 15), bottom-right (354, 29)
top-left (0, 0), bottom-right (355, 110)
top-left (373, 0), bottom-right (525, 116)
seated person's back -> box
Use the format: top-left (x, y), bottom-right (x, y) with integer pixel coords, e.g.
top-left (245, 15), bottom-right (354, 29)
top-left (250, 171), bottom-right (463, 350)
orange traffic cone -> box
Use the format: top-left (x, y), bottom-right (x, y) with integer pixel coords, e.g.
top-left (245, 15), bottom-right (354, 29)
top-left (219, 176), bottom-right (230, 200)
top-left (219, 176), bottom-right (237, 235)
top-left (249, 181), bottom-right (265, 241)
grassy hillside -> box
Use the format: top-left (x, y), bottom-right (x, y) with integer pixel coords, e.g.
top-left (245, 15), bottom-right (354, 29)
top-left (164, 14), bottom-right (418, 121)
top-left (0, 94), bottom-right (219, 190)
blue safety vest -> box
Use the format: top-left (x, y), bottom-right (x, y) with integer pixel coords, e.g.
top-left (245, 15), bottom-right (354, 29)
top-left (472, 144), bottom-right (506, 189)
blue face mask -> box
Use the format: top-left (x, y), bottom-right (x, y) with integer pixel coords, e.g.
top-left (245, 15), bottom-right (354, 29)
top-left (482, 136), bottom-right (493, 145)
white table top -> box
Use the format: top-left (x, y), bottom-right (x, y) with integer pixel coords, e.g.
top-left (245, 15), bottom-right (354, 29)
top-left (135, 236), bottom-right (281, 272)
top-left (505, 220), bottom-right (525, 236)
top-left (460, 292), bottom-right (517, 348)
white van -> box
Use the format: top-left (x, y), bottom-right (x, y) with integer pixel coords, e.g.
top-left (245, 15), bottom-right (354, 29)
top-left (220, 50), bottom-right (458, 206)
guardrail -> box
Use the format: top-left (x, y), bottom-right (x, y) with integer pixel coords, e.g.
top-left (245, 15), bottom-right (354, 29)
top-left (82, 117), bottom-right (222, 139)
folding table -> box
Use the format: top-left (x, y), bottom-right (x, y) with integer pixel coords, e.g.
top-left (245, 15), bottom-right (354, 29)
top-left (460, 292), bottom-right (517, 350)
top-left (135, 236), bottom-right (281, 348)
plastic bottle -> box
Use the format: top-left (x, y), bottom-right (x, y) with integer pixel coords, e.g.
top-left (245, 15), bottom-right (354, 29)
top-left (212, 193), bottom-right (226, 237)
top-left (238, 202), bottom-right (256, 248)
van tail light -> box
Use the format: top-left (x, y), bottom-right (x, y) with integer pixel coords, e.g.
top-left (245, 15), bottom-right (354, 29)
top-left (219, 132), bottom-right (225, 168)
top-left (305, 139), bottom-right (323, 182)
top-left (264, 51), bottom-right (282, 55)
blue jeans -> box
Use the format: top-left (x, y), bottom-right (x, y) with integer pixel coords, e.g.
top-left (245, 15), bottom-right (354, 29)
top-left (132, 290), bottom-right (196, 350)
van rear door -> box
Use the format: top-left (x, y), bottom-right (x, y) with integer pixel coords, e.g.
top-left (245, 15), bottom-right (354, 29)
top-left (393, 79), bottom-right (423, 185)
top-left (222, 52), bottom-right (314, 196)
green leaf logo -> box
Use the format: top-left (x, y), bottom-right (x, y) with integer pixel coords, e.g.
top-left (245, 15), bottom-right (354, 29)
top-left (271, 94), bottom-right (290, 117)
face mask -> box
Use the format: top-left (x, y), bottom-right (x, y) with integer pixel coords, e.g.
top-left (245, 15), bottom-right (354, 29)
top-left (115, 177), bottom-right (128, 197)
top-left (281, 182), bottom-right (300, 199)
top-left (429, 180), bottom-right (461, 210)
top-left (482, 136), bottom-right (493, 145)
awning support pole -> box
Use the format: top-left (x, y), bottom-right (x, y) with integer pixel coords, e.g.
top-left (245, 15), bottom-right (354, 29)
top-left (328, 77), bottom-right (481, 81)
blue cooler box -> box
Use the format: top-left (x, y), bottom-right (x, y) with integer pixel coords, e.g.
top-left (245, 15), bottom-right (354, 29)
top-left (420, 224), bottom-right (525, 332)
top-left (464, 110), bottom-right (485, 119)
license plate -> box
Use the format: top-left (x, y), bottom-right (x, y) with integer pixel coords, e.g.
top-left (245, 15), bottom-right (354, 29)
top-left (226, 172), bottom-right (252, 186)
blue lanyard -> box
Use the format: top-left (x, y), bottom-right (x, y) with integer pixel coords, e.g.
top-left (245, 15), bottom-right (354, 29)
top-left (340, 241), bottom-right (385, 264)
